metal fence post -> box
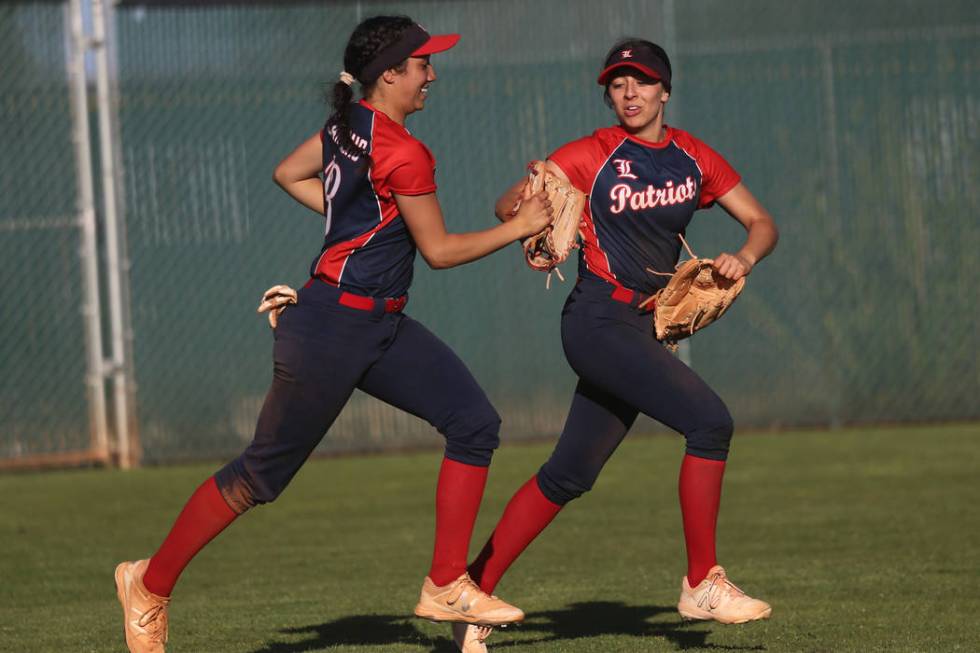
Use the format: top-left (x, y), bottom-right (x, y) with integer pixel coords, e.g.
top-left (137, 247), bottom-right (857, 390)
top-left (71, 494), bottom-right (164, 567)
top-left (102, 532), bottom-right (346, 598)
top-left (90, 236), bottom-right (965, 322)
top-left (92, 0), bottom-right (137, 467)
top-left (67, 0), bottom-right (110, 464)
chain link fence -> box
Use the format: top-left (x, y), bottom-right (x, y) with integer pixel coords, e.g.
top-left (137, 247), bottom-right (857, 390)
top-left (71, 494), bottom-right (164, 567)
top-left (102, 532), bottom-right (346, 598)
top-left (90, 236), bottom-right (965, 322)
top-left (0, 2), bottom-right (99, 463)
top-left (2, 0), bottom-right (978, 466)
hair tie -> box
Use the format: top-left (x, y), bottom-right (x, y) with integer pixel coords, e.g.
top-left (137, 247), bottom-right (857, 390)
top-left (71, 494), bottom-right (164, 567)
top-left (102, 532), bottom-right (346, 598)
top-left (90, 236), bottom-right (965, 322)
top-left (339, 71), bottom-right (355, 87)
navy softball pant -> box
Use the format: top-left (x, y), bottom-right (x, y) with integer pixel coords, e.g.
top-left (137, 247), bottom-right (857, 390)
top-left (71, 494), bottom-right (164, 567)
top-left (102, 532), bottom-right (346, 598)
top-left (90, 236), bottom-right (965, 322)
top-left (536, 276), bottom-right (734, 506)
top-left (215, 280), bottom-right (501, 514)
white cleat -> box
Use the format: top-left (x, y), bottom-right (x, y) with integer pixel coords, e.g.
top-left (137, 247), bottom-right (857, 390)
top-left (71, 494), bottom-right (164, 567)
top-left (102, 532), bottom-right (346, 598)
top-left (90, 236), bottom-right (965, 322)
top-left (677, 565), bottom-right (772, 624)
top-left (114, 559), bottom-right (170, 652)
top-left (415, 573), bottom-right (524, 625)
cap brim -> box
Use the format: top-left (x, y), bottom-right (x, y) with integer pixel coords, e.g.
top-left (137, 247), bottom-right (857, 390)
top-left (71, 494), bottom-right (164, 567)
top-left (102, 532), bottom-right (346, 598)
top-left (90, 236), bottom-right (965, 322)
top-left (597, 62), bottom-right (662, 85)
top-left (412, 34), bottom-right (460, 56)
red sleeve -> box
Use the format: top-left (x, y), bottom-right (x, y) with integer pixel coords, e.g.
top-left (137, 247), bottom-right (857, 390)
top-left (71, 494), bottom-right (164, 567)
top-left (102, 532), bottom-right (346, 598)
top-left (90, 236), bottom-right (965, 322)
top-left (686, 134), bottom-right (740, 208)
top-left (548, 133), bottom-right (610, 195)
top-left (385, 139), bottom-right (437, 196)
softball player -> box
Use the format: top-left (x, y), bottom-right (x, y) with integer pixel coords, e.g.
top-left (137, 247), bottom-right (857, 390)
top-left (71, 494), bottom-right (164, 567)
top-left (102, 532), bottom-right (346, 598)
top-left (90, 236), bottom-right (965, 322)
top-left (113, 16), bottom-right (552, 653)
top-left (454, 39), bottom-right (780, 651)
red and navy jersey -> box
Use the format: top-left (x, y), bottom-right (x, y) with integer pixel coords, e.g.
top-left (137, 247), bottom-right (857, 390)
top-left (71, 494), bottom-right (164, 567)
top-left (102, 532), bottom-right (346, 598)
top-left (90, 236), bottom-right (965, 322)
top-left (549, 125), bottom-right (740, 295)
top-left (310, 99), bottom-right (437, 298)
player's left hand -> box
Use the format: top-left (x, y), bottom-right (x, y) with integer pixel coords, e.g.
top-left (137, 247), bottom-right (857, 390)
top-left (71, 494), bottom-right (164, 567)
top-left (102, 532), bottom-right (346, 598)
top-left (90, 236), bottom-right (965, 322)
top-left (711, 252), bottom-right (753, 281)
top-left (257, 284), bottom-right (298, 328)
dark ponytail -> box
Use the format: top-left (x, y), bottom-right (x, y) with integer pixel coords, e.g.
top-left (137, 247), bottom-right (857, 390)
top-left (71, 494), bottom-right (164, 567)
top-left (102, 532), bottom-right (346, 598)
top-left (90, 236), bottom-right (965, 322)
top-left (326, 15), bottom-right (415, 161)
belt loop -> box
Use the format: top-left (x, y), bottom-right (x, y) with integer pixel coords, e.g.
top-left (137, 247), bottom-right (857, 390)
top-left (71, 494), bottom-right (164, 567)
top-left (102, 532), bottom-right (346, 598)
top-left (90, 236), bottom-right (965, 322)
top-left (384, 296), bottom-right (407, 313)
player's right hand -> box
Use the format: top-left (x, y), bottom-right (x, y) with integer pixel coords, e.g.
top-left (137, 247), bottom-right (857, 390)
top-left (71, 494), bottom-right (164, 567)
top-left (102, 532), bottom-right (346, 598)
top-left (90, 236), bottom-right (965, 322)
top-left (257, 284), bottom-right (298, 328)
top-left (711, 252), bottom-right (753, 281)
top-left (512, 189), bottom-right (553, 239)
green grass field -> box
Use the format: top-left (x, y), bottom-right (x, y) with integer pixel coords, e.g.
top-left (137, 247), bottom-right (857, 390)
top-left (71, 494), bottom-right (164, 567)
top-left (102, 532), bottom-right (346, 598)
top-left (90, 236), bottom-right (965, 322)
top-left (1, 424), bottom-right (978, 652)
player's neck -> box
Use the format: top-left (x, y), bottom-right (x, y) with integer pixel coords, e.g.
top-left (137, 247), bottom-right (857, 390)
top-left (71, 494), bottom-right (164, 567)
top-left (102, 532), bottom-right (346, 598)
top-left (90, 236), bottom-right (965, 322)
top-left (364, 95), bottom-right (407, 126)
top-left (623, 116), bottom-right (666, 144)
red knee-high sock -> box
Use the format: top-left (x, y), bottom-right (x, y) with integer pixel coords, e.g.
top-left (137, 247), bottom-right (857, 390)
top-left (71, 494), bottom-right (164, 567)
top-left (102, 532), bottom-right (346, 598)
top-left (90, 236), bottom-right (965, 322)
top-left (679, 454), bottom-right (726, 586)
top-left (468, 475), bottom-right (563, 595)
top-left (142, 476), bottom-right (238, 597)
top-left (427, 458), bottom-right (490, 586)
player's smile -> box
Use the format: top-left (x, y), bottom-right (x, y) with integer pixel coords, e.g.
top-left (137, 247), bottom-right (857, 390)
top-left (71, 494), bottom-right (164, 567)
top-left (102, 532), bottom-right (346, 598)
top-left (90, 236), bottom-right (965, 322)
top-left (405, 55), bottom-right (436, 111)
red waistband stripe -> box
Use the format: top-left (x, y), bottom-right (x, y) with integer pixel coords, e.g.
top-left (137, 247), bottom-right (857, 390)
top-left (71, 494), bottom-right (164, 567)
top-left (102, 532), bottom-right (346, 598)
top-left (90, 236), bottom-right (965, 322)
top-left (338, 291), bottom-right (406, 313)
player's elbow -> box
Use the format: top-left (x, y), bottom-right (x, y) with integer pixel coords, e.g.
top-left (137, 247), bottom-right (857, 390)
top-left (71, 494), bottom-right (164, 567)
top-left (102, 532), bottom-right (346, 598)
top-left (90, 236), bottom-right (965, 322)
top-left (766, 219), bottom-right (780, 250)
top-left (272, 159), bottom-right (305, 190)
top-left (272, 164), bottom-right (290, 189)
top-left (420, 246), bottom-right (458, 270)
top-left (424, 253), bottom-right (455, 270)
top-left (750, 211), bottom-right (779, 251)
top-left (416, 237), bottom-right (460, 270)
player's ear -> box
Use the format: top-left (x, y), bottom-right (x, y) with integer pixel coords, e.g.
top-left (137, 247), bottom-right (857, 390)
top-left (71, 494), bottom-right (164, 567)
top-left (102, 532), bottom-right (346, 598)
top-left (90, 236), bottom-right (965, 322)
top-left (661, 89), bottom-right (670, 103)
top-left (380, 68), bottom-right (400, 85)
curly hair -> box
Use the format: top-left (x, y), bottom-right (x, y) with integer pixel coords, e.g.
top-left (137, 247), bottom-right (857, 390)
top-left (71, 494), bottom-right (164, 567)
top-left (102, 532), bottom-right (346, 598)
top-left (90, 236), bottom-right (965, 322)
top-left (326, 15), bottom-right (415, 161)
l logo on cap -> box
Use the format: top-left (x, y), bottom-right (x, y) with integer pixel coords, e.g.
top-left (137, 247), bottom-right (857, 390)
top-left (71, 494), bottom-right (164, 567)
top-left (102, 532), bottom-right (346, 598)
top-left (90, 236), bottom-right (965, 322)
top-left (621, 49), bottom-right (633, 59)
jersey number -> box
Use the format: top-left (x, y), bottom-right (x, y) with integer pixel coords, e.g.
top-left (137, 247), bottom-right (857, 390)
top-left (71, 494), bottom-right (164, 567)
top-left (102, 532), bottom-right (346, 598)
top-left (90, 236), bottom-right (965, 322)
top-left (323, 155), bottom-right (342, 236)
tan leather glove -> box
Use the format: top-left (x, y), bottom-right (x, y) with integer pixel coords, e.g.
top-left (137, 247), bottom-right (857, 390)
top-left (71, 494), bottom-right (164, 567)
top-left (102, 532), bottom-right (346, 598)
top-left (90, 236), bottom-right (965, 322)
top-left (516, 161), bottom-right (585, 285)
top-left (639, 236), bottom-right (746, 349)
top-left (256, 284), bottom-right (297, 329)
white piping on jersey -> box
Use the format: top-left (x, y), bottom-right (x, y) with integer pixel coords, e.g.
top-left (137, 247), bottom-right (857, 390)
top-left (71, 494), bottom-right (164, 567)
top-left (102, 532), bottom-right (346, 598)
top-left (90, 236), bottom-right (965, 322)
top-left (670, 140), bottom-right (704, 182)
top-left (312, 231), bottom-right (331, 283)
top-left (337, 111), bottom-right (382, 284)
top-left (371, 162), bottom-right (383, 224)
top-left (584, 136), bottom-right (629, 280)
top-left (340, 159), bottom-right (386, 285)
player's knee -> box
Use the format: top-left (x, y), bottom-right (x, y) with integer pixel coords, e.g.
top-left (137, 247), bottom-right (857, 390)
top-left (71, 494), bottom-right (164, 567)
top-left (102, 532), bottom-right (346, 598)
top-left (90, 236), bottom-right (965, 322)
top-left (684, 405), bottom-right (734, 461)
top-left (214, 457), bottom-right (287, 512)
top-left (535, 463), bottom-right (595, 505)
top-left (443, 404), bottom-right (501, 467)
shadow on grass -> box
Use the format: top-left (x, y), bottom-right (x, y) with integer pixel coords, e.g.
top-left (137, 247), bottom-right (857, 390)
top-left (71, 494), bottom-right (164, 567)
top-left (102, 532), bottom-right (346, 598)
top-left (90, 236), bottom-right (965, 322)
top-left (249, 602), bottom-right (765, 652)
top-left (510, 601), bottom-right (766, 651)
top-left (247, 613), bottom-right (440, 652)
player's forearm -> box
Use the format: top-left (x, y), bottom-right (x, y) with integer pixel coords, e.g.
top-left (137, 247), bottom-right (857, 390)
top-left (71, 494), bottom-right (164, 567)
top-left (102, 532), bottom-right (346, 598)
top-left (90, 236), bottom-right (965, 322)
top-left (273, 132), bottom-right (325, 214)
top-left (275, 176), bottom-right (325, 215)
top-left (736, 219), bottom-right (779, 266)
top-left (494, 179), bottom-right (525, 222)
top-left (423, 220), bottom-right (526, 269)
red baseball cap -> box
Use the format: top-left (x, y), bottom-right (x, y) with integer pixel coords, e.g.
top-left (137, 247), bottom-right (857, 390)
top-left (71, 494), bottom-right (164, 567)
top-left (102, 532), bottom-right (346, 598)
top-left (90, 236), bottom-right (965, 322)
top-left (360, 23), bottom-right (460, 82)
top-left (412, 31), bottom-right (461, 56)
top-left (597, 42), bottom-right (672, 89)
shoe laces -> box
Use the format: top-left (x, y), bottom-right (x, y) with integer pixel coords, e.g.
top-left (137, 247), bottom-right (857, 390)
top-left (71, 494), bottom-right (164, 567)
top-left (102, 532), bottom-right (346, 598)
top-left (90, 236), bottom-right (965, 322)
top-left (700, 570), bottom-right (746, 609)
top-left (137, 602), bottom-right (169, 641)
top-left (448, 574), bottom-right (492, 606)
